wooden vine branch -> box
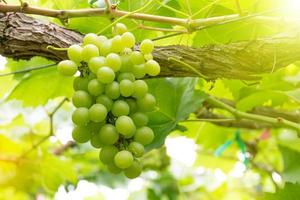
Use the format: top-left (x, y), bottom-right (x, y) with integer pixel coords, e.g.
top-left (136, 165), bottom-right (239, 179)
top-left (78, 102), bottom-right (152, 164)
top-left (1, 13), bottom-right (300, 80)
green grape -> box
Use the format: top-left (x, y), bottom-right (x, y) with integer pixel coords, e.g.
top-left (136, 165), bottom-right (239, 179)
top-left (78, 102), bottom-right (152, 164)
top-left (140, 39), bottom-right (154, 54)
top-left (67, 44), bottom-right (83, 63)
top-left (132, 80), bottom-right (148, 99)
top-left (132, 64), bottom-right (146, 78)
top-left (121, 32), bottom-right (135, 48)
top-left (112, 23), bottom-right (128, 35)
top-left (145, 60), bottom-right (160, 76)
top-left (83, 33), bottom-right (99, 46)
top-left (111, 35), bottom-right (124, 53)
top-left (99, 145), bottom-right (119, 164)
top-left (105, 81), bottom-right (120, 100)
top-left (111, 100), bottom-right (130, 117)
top-left (82, 44), bottom-right (100, 62)
top-left (137, 93), bottom-right (156, 112)
top-left (130, 112), bottom-right (148, 127)
top-left (72, 107), bottom-right (90, 125)
top-left (119, 79), bottom-right (134, 97)
top-left (114, 150), bottom-right (133, 169)
top-left (128, 142), bottom-right (144, 158)
top-left (105, 53), bottom-right (121, 72)
top-left (115, 116), bottom-right (136, 137)
top-left (90, 134), bottom-right (104, 148)
top-left (72, 126), bottom-right (92, 143)
top-left (88, 56), bottom-right (106, 74)
top-left (99, 124), bottom-right (119, 145)
top-left (120, 54), bottom-right (133, 72)
top-left (88, 73), bottom-right (97, 80)
top-left (124, 160), bottom-right (142, 179)
top-left (126, 99), bottom-right (138, 114)
top-left (88, 121), bottom-right (105, 134)
top-left (96, 95), bottom-right (113, 111)
top-left (99, 40), bottom-right (112, 56)
top-left (144, 53), bottom-right (153, 61)
top-left (97, 66), bottom-right (115, 84)
top-left (57, 60), bottom-right (78, 76)
top-left (88, 104), bottom-right (107, 122)
top-left (88, 79), bottom-right (105, 96)
top-left (107, 163), bottom-right (122, 174)
top-left (117, 72), bottom-right (135, 82)
top-left (130, 51), bottom-right (144, 65)
top-left (73, 76), bottom-right (89, 91)
top-left (134, 126), bottom-right (154, 145)
top-left (72, 90), bottom-right (93, 108)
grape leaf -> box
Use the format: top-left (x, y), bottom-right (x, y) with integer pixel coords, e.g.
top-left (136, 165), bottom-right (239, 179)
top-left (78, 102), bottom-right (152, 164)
top-left (262, 183), bottom-right (300, 200)
top-left (8, 67), bottom-right (73, 107)
top-left (145, 78), bottom-right (207, 150)
top-left (279, 146), bottom-right (300, 184)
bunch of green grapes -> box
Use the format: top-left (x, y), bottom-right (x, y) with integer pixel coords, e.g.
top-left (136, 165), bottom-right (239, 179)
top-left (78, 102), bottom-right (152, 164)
top-left (57, 23), bottom-right (160, 179)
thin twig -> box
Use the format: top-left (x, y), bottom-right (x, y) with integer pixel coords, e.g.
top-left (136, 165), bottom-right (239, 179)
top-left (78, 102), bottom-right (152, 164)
top-left (138, 24), bottom-right (188, 33)
top-left (0, 63), bottom-right (57, 77)
top-left (183, 118), bottom-right (236, 123)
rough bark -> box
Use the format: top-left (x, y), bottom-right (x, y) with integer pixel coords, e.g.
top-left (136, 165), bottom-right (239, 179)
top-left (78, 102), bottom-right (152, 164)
top-left (1, 13), bottom-right (300, 80)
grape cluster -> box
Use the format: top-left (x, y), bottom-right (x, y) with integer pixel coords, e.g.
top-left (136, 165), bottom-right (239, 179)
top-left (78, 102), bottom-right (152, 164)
top-left (57, 23), bottom-right (160, 179)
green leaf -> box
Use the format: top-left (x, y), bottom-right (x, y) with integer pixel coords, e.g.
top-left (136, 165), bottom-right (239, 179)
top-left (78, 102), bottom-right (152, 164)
top-left (285, 89), bottom-right (300, 104)
top-left (8, 67), bottom-right (73, 106)
top-left (262, 183), bottom-right (300, 200)
top-left (279, 146), bottom-right (300, 183)
top-left (146, 78), bottom-right (207, 149)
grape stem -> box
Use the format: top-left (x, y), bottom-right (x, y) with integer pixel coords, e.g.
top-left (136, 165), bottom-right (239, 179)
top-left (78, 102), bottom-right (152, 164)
top-left (206, 95), bottom-right (300, 133)
top-left (0, 2), bottom-right (298, 32)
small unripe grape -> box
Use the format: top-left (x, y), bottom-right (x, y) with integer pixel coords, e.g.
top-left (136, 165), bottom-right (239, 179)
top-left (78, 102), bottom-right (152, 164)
top-left (105, 53), bottom-right (121, 72)
top-left (134, 126), bottom-right (154, 145)
top-left (100, 145), bottom-right (119, 164)
top-left (144, 53), bottom-right (153, 61)
top-left (130, 51), bottom-right (145, 65)
top-left (83, 33), bottom-right (99, 46)
top-left (96, 95), bottom-right (113, 111)
top-left (67, 44), bottom-right (83, 63)
top-left (73, 76), bottom-right (89, 91)
top-left (57, 60), bottom-right (78, 76)
top-left (111, 35), bottom-right (125, 53)
top-left (88, 104), bottom-right (107, 122)
top-left (130, 112), bottom-right (148, 127)
top-left (140, 39), bottom-right (154, 54)
top-left (112, 23), bottom-right (128, 35)
top-left (124, 160), bottom-right (142, 179)
top-left (99, 124), bottom-right (119, 145)
top-left (72, 126), bottom-right (92, 143)
top-left (137, 93), bottom-right (156, 112)
top-left (97, 66), bottom-right (115, 84)
top-left (145, 60), bottom-right (160, 76)
top-left (99, 40), bottom-right (112, 56)
top-left (128, 142), bottom-right (144, 158)
top-left (120, 79), bottom-right (134, 97)
top-left (72, 90), bottom-right (93, 108)
top-left (88, 79), bottom-right (105, 96)
top-left (132, 80), bottom-right (148, 99)
top-left (107, 163), bottom-right (122, 174)
top-left (82, 44), bottom-right (99, 62)
top-left (88, 56), bottom-right (106, 74)
top-left (117, 72), bottom-right (135, 82)
top-left (105, 81), bottom-right (120, 100)
top-left (111, 100), bottom-right (130, 117)
top-left (115, 116), bottom-right (136, 137)
top-left (121, 32), bottom-right (135, 48)
top-left (120, 55), bottom-right (133, 72)
top-left (72, 107), bottom-right (89, 125)
top-left (114, 150), bottom-right (133, 169)
top-left (90, 134), bottom-right (104, 149)
top-left (132, 64), bottom-right (146, 78)
top-left (126, 99), bottom-right (138, 114)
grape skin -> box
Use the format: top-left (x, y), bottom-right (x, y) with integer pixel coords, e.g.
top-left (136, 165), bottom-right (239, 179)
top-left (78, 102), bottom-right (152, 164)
top-left (72, 126), bottom-right (92, 143)
top-left (140, 39), bottom-right (154, 54)
top-left (73, 77), bottom-right (89, 91)
top-left (115, 116), bottom-right (136, 137)
top-left (124, 160), bottom-right (142, 179)
top-left (114, 150), bottom-right (134, 169)
top-left (89, 56), bottom-right (106, 74)
top-left (99, 124), bottom-right (119, 145)
top-left (96, 95), bottom-right (113, 111)
top-left (97, 66), bottom-right (115, 84)
top-left (111, 100), bottom-right (130, 117)
top-left (67, 44), bottom-right (82, 63)
top-left (57, 60), bottom-right (78, 76)
top-left (100, 145), bottom-right (119, 164)
top-left (72, 107), bottom-right (89, 126)
top-left (82, 44), bottom-right (99, 62)
top-left (119, 79), bottom-right (134, 97)
top-left (130, 112), bottom-right (148, 127)
top-left (88, 79), bottom-right (105, 96)
top-left (88, 104), bottom-right (107, 122)
top-left (105, 81), bottom-right (120, 100)
top-left (128, 142), bottom-right (144, 158)
top-left (134, 126), bottom-right (154, 145)
top-left (72, 90), bottom-right (93, 108)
